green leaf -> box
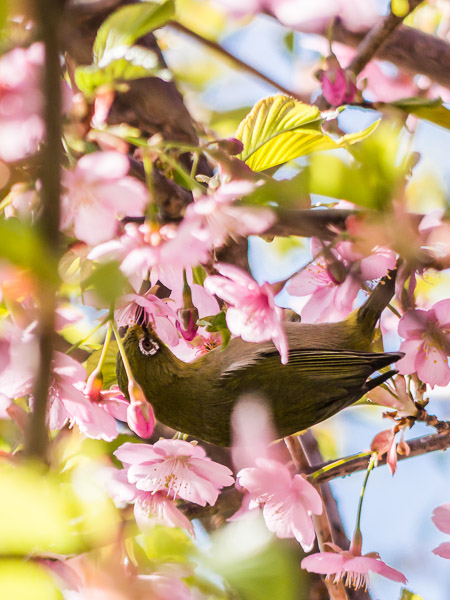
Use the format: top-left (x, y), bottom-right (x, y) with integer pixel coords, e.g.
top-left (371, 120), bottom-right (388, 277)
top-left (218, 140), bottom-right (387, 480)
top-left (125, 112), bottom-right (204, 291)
top-left (0, 560), bottom-right (62, 600)
top-left (197, 311), bottom-right (231, 349)
top-left (94, 0), bottom-right (175, 64)
top-left (400, 590), bottom-right (424, 600)
top-left (241, 173), bottom-right (311, 209)
top-left (85, 340), bottom-right (119, 390)
top-left (0, 218), bottom-right (56, 282)
top-left (236, 96), bottom-right (323, 171)
top-left (75, 46), bottom-right (169, 96)
top-left (390, 97), bottom-right (450, 130)
top-left (208, 515), bottom-right (299, 600)
top-left (235, 95), bottom-right (379, 172)
top-left (84, 261), bottom-right (128, 305)
top-left (137, 525), bottom-right (198, 564)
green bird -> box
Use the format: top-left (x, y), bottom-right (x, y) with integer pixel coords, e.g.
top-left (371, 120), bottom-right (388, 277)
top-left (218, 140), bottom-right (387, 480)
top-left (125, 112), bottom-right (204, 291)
top-left (117, 270), bottom-right (402, 446)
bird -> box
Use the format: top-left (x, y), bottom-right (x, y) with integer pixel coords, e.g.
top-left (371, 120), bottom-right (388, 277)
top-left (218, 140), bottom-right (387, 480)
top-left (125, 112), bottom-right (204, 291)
top-left (117, 270), bottom-right (403, 446)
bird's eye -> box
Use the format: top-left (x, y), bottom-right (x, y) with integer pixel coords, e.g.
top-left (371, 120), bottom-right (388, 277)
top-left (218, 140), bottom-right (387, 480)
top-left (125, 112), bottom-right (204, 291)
top-left (139, 336), bottom-right (159, 356)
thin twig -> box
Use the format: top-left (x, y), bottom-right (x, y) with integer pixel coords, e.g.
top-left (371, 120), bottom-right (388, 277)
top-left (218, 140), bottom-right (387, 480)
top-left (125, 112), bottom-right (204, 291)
top-left (168, 21), bottom-right (309, 102)
top-left (25, 0), bottom-right (64, 458)
top-left (347, 0), bottom-right (425, 76)
top-left (308, 428), bottom-right (450, 484)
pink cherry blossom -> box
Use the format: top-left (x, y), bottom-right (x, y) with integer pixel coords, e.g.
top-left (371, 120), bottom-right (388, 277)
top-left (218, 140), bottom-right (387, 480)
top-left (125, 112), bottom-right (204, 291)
top-left (115, 291), bottom-right (179, 347)
top-left (287, 238), bottom-right (396, 323)
top-left (114, 439), bottom-right (234, 507)
top-left (205, 263), bottom-right (288, 363)
top-left (237, 458), bottom-right (322, 551)
top-left (134, 490), bottom-right (194, 535)
top-left (89, 221), bottom-right (211, 290)
top-left (396, 299), bottom-right (450, 387)
top-left (48, 353), bottom-right (128, 441)
top-left (0, 43), bottom-right (45, 162)
top-left (320, 56), bottom-right (356, 106)
top-left (432, 503), bottom-right (450, 559)
top-left (184, 180), bottom-right (275, 248)
top-left (370, 426), bottom-right (410, 476)
top-left (61, 152), bottom-right (148, 245)
top-left (301, 542), bottom-right (407, 590)
top-left (367, 375), bottom-right (418, 418)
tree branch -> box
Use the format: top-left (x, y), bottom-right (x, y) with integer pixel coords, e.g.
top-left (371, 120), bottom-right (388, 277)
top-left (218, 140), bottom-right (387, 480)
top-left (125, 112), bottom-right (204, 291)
top-left (333, 20), bottom-right (450, 89)
top-left (348, 0), bottom-right (425, 76)
top-left (24, 0), bottom-right (64, 458)
top-left (308, 428), bottom-right (450, 485)
top-left (168, 21), bottom-right (310, 103)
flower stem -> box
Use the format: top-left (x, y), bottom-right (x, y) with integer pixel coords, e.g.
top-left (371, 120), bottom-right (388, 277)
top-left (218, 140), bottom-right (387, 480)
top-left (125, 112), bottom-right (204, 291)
top-left (112, 320), bottom-right (136, 385)
top-left (351, 453), bottom-right (377, 552)
top-left (95, 320), bottom-right (112, 373)
top-left (66, 314), bottom-right (110, 354)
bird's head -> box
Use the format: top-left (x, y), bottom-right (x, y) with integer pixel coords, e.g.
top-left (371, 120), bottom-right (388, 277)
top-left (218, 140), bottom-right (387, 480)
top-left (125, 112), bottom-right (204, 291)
top-left (117, 324), bottom-right (181, 400)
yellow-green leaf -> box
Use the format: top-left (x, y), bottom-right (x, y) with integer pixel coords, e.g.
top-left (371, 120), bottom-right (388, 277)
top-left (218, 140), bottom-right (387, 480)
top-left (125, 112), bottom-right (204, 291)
top-left (86, 340), bottom-right (119, 390)
top-left (0, 560), bottom-right (62, 600)
top-left (236, 96), bottom-right (323, 171)
top-left (235, 95), bottom-right (379, 172)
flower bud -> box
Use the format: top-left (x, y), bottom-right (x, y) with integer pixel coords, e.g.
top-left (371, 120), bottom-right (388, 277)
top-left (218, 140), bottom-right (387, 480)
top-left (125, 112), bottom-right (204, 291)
top-left (127, 381), bottom-right (155, 438)
top-left (320, 55), bottom-right (356, 106)
top-left (85, 368), bottom-right (103, 402)
top-left (216, 137), bottom-right (244, 155)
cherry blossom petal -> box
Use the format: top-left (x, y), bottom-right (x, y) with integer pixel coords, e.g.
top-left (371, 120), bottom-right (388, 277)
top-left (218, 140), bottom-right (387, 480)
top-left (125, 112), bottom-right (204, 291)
top-left (433, 542), bottom-right (450, 559)
top-left (415, 343), bottom-right (450, 387)
top-left (359, 249), bottom-right (396, 280)
top-left (396, 339), bottom-right (423, 375)
top-left (302, 552), bottom-right (346, 574)
top-left (431, 299), bottom-right (450, 330)
top-left (357, 557), bottom-right (406, 583)
top-left (76, 151), bottom-right (130, 181)
top-left (432, 504), bottom-right (450, 535)
top-left (398, 309), bottom-right (429, 339)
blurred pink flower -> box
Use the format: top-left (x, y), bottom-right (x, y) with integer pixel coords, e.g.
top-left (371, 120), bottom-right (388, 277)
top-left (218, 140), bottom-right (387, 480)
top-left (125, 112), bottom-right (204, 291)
top-left (134, 490), bottom-right (194, 535)
top-left (114, 439), bottom-right (234, 506)
top-left (49, 353), bottom-right (128, 441)
top-left (237, 458), bottom-right (322, 551)
top-left (89, 221), bottom-right (211, 290)
top-left (0, 43), bottom-right (45, 161)
top-left (301, 542), bottom-right (407, 589)
top-left (0, 321), bottom-right (39, 398)
top-left (185, 180), bottom-right (275, 248)
top-left (287, 238), bottom-right (396, 323)
top-left (432, 503), bottom-right (450, 559)
top-left (320, 56), bottom-right (356, 106)
top-left (396, 299), bottom-right (450, 388)
top-left (205, 263), bottom-right (288, 363)
top-left (61, 152), bottom-right (148, 245)
top-left (115, 291), bottom-right (179, 347)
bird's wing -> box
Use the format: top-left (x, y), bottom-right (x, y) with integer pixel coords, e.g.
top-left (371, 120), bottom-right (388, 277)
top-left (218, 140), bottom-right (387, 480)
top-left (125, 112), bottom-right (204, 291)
top-left (220, 347), bottom-right (401, 381)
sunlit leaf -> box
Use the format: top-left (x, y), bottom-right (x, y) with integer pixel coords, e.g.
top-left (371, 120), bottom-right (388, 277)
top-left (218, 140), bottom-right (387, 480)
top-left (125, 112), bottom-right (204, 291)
top-left (84, 262), bottom-right (128, 305)
top-left (208, 515), bottom-right (299, 600)
top-left (75, 47), bottom-right (169, 97)
top-left (235, 96), bottom-right (379, 171)
top-left (137, 526), bottom-right (198, 564)
top-left (0, 219), bottom-right (56, 282)
top-left (390, 97), bottom-right (450, 130)
top-left (0, 560), bottom-right (62, 600)
top-left (400, 590), bottom-right (424, 600)
top-left (94, 0), bottom-right (175, 64)
top-left (241, 173), bottom-right (311, 209)
top-left (197, 311), bottom-right (231, 349)
top-left (86, 340), bottom-right (119, 389)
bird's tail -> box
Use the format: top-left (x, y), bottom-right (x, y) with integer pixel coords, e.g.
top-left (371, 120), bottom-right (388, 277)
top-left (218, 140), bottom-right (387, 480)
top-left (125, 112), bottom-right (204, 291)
top-left (356, 268), bottom-right (397, 339)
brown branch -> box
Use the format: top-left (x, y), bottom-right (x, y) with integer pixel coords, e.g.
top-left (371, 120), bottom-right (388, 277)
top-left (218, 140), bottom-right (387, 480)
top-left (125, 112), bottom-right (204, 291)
top-left (333, 20), bottom-right (450, 89)
top-left (348, 0), bottom-right (425, 76)
top-left (285, 435), bottom-right (352, 600)
top-left (168, 21), bottom-right (310, 103)
top-left (24, 0), bottom-right (64, 458)
top-left (308, 428), bottom-right (450, 484)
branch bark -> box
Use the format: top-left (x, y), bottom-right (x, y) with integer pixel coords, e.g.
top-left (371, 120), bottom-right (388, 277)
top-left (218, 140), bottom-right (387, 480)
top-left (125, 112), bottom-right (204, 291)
top-left (25, 0), bottom-right (64, 458)
top-left (308, 428), bottom-right (450, 484)
top-left (347, 0), bottom-right (425, 76)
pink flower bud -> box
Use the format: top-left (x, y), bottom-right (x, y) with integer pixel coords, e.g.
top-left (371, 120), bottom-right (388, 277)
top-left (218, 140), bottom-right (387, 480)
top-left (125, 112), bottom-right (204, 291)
top-left (127, 381), bottom-right (155, 438)
top-left (85, 368), bottom-right (103, 402)
top-left (320, 55), bottom-right (356, 106)
top-left (216, 137), bottom-right (244, 155)
top-left (176, 307), bottom-right (199, 341)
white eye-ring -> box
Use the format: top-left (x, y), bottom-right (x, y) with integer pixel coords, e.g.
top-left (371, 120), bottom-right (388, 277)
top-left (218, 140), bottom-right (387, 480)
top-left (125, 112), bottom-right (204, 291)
top-left (139, 337), bottom-right (160, 356)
